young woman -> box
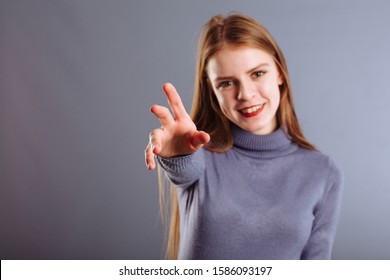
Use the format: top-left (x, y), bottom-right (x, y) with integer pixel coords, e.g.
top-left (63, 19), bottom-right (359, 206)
top-left (145, 13), bottom-right (343, 260)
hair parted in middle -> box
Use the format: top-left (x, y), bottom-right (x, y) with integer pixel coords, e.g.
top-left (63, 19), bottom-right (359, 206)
top-left (162, 12), bottom-right (317, 260)
top-left (191, 12), bottom-right (316, 152)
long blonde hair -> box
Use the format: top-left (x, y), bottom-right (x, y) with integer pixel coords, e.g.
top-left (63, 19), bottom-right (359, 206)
top-left (160, 12), bottom-right (317, 259)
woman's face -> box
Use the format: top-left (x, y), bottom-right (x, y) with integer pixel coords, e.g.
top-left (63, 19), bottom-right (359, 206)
top-left (207, 46), bottom-right (283, 135)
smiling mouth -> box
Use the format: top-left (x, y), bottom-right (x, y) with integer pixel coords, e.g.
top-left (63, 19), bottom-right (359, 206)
top-left (239, 104), bottom-right (265, 116)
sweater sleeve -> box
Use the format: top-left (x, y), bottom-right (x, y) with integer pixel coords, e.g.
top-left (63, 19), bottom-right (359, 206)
top-left (301, 158), bottom-right (344, 260)
top-left (156, 148), bottom-right (205, 189)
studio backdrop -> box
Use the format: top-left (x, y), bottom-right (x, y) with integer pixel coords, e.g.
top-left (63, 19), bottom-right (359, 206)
top-left (1, 0), bottom-right (390, 259)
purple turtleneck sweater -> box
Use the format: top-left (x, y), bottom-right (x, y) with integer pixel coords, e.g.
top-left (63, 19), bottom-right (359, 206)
top-left (157, 126), bottom-right (343, 259)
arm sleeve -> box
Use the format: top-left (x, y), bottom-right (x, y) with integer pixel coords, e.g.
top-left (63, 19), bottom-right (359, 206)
top-left (301, 158), bottom-right (344, 259)
top-left (156, 148), bottom-right (205, 189)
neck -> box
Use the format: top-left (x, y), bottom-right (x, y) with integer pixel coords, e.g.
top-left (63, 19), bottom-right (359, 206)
top-left (231, 124), bottom-right (298, 158)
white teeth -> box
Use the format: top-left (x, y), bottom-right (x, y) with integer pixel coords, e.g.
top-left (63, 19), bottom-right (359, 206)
top-left (241, 104), bottom-right (263, 114)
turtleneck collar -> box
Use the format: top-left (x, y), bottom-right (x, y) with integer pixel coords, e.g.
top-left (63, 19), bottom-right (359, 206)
top-left (231, 124), bottom-right (298, 159)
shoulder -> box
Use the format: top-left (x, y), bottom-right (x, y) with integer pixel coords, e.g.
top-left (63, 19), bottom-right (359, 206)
top-left (296, 147), bottom-right (344, 186)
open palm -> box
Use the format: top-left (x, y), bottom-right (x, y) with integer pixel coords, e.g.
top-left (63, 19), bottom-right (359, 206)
top-left (145, 83), bottom-right (210, 170)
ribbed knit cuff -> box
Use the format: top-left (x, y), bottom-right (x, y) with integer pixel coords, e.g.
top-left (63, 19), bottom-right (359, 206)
top-left (156, 153), bottom-right (195, 173)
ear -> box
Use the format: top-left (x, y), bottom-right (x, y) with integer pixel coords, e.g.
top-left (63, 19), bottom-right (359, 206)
top-left (278, 73), bottom-right (284, 86)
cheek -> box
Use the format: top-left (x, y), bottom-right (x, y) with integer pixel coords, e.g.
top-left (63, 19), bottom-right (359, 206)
top-left (260, 80), bottom-right (281, 103)
top-left (215, 93), bottom-right (227, 108)
top-left (270, 89), bottom-right (281, 109)
top-left (214, 93), bottom-right (233, 115)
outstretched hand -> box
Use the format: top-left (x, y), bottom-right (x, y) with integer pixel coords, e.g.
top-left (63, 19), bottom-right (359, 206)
top-left (145, 83), bottom-right (210, 170)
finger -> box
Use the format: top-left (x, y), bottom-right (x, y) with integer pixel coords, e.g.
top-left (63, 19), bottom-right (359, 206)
top-left (145, 128), bottom-right (165, 170)
top-left (145, 143), bottom-right (156, 170)
top-left (150, 105), bottom-right (174, 127)
top-left (189, 131), bottom-right (210, 150)
top-left (148, 128), bottom-right (164, 155)
top-left (162, 83), bottom-right (189, 120)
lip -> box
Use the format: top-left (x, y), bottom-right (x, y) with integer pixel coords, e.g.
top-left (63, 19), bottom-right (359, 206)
top-left (239, 104), bottom-right (265, 118)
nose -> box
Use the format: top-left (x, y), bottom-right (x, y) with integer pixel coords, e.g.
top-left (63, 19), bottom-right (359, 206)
top-left (237, 82), bottom-right (255, 101)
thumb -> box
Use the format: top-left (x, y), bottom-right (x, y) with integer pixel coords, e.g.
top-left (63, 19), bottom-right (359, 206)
top-left (190, 131), bottom-right (210, 150)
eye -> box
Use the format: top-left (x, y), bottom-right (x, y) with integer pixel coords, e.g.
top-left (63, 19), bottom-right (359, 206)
top-left (217, 80), bottom-right (234, 89)
top-left (253, 71), bottom-right (265, 78)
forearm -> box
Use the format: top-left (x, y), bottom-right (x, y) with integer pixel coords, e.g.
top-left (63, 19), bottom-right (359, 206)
top-left (156, 149), bottom-right (205, 189)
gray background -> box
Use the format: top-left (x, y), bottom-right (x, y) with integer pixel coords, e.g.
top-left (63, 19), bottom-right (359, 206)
top-left (1, 0), bottom-right (389, 259)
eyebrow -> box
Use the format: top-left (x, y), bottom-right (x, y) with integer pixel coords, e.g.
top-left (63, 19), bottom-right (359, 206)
top-left (214, 63), bottom-right (270, 82)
